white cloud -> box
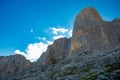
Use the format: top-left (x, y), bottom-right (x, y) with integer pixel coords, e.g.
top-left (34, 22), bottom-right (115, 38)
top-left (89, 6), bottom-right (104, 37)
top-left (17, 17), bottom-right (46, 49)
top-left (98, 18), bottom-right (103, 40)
top-left (50, 27), bottom-right (68, 35)
top-left (46, 41), bottom-right (53, 45)
top-left (15, 42), bottom-right (48, 62)
top-left (35, 36), bottom-right (47, 41)
top-left (15, 50), bottom-right (25, 56)
top-left (49, 26), bottom-right (73, 40)
top-left (35, 36), bottom-right (53, 45)
top-left (52, 28), bottom-right (72, 40)
top-left (15, 36), bottom-right (53, 62)
top-left (30, 28), bottom-right (34, 33)
top-left (53, 35), bottom-right (65, 40)
top-left (68, 29), bottom-right (73, 37)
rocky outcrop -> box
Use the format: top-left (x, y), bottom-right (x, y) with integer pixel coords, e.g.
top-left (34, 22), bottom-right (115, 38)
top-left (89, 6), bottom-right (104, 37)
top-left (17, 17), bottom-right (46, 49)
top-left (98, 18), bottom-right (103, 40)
top-left (70, 7), bottom-right (120, 55)
top-left (38, 37), bottom-right (71, 65)
top-left (0, 54), bottom-right (31, 80)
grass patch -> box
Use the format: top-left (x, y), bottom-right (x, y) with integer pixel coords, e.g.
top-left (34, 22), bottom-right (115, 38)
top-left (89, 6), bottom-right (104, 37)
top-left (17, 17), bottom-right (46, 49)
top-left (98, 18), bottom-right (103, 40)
top-left (81, 72), bottom-right (98, 80)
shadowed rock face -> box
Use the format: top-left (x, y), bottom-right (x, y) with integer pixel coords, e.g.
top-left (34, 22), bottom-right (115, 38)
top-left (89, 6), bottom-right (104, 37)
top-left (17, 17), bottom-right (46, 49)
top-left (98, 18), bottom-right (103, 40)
top-left (38, 37), bottom-right (71, 65)
top-left (70, 7), bottom-right (120, 55)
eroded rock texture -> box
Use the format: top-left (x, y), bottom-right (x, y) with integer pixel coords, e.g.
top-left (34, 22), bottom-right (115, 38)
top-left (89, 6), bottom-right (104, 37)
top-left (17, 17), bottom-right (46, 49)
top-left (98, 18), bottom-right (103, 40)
top-left (70, 7), bottom-right (120, 55)
top-left (38, 37), bottom-right (71, 65)
top-left (0, 54), bottom-right (31, 80)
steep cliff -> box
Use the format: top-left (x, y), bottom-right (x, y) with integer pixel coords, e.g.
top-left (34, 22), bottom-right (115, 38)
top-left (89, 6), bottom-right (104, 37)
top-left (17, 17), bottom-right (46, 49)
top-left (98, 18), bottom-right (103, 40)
top-left (38, 37), bottom-right (71, 65)
top-left (68, 8), bottom-right (120, 65)
top-left (0, 54), bottom-right (31, 80)
top-left (71, 7), bottom-right (120, 54)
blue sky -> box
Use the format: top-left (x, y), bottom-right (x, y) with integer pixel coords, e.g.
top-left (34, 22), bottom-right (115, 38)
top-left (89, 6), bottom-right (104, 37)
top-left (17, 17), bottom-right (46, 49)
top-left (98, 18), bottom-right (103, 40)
top-left (0, 0), bottom-right (120, 61)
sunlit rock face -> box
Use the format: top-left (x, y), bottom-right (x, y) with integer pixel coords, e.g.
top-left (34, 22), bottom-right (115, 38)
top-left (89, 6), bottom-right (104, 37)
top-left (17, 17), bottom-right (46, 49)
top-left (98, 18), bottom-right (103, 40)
top-left (0, 54), bottom-right (31, 79)
top-left (70, 7), bottom-right (120, 55)
top-left (75, 7), bottom-right (102, 20)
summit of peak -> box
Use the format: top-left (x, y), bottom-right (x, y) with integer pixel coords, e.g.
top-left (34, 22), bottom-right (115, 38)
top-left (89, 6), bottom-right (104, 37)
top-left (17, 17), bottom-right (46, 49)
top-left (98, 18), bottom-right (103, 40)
top-left (76, 7), bottom-right (102, 20)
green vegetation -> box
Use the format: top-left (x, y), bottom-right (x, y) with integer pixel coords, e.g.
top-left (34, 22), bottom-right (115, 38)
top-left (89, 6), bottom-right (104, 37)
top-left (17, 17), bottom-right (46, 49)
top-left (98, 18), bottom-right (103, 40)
top-left (80, 67), bottom-right (91, 72)
top-left (62, 66), bottom-right (78, 76)
top-left (106, 63), bottom-right (120, 73)
top-left (81, 72), bottom-right (98, 80)
top-left (47, 70), bottom-right (58, 80)
top-left (40, 67), bottom-right (45, 72)
top-left (80, 63), bottom-right (93, 72)
top-left (47, 63), bottom-right (120, 80)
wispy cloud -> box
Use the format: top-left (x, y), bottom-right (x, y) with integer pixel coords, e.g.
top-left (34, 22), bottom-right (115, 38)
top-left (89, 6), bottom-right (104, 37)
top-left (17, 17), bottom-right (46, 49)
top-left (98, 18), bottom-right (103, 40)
top-left (50, 27), bottom-right (68, 35)
top-left (35, 36), bottom-right (47, 41)
top-left (49, 26), bottom-right (72, 39)
top-left (53, 35), bottom-right (65, 40)
top-left (35, 36), bottom-right (53, 45)
top-left (30, 28), bottom-right (34, 33)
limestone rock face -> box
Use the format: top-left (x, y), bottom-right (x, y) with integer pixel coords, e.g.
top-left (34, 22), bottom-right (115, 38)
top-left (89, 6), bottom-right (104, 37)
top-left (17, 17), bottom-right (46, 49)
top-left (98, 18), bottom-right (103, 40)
top-left (113, 18), bottom-right (120, 23)
top-left (0, 54), bottom-right (31, 79)
top-left (39, 38), bottom-right (71, 65)
top-left (70, 7), bottom-right (120, 55)
top-left (75, 7), bottom-right (102, 21)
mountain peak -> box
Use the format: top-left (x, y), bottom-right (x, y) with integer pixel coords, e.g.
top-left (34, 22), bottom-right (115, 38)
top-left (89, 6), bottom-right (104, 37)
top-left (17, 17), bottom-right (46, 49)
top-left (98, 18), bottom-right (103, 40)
top-left (76, 7), bottom-right (102, 20)
top-left (71, 7), bottom-right (120, 53)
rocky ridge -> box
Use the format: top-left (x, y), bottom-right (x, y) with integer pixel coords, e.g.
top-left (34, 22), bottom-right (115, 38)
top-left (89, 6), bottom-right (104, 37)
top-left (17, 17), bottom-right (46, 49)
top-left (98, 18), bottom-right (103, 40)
top-left (0, 7), bottom-right (120, 80)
